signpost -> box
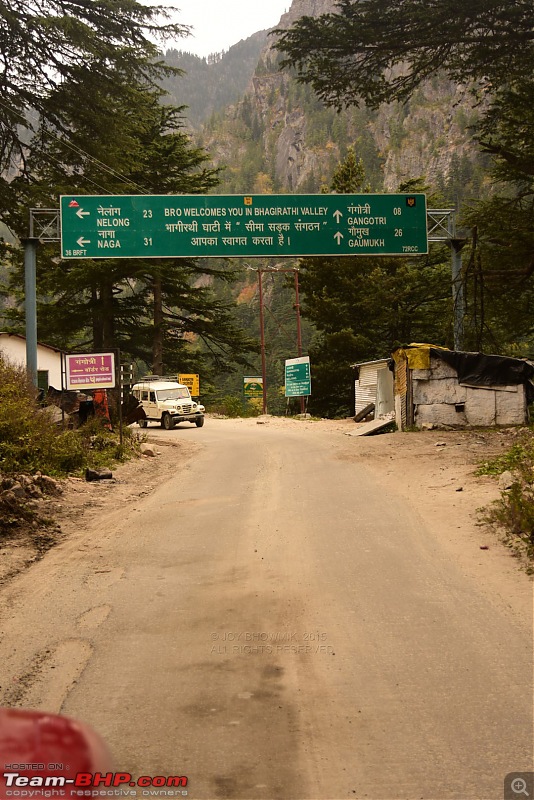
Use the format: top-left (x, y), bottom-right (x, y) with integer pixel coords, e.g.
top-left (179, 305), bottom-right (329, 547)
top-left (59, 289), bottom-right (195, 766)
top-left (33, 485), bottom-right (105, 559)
top-left (65, 352), bottom-right (116, 390)
top-left (285, 357), bottom-right (311, 398)
top-left (60, 193), bottom-right (428, 259)
top-left (243, 377), bottom-right (264, 399)
top-left (178, 373), bottom-right (200, 396)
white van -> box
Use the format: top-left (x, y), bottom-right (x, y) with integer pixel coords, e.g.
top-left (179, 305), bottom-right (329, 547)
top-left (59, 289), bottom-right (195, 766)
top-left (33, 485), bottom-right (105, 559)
top-left (131, 377), bottom-right (205, 430)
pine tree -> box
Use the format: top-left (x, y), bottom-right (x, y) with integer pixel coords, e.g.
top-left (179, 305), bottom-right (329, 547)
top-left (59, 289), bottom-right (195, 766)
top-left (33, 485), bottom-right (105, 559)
top-left (0, 0), bottom-right (189, 218)
top-left (275, 0), bottom-right (534, 358)
top-left (275, 0), bottom-right (534, 111)
top-left (298, 155), bottom-right (452, 416)
top-left (6, 80), bottom-right (256, 376)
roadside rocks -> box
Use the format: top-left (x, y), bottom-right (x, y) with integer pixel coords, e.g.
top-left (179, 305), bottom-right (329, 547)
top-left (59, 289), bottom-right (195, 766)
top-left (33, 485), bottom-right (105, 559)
top-left (0, 472), bottom-right (64, 534)
top-left (498, 470), bottom-right (515, 490)
top-left (140, 443), bottom-right (158, 457)
top-left (1, 472), bottom-right (63, 501)
top-left (37, 474), bottom-right (63, 495)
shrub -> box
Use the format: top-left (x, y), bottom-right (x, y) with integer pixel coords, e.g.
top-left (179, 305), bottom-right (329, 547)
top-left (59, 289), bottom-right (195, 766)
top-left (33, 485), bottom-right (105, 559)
top-left (221, 395), bottom-right (245, 418)
top-left (0, 355), bottom-right (138, 477)
top-left (246, 398), bottom-right (263, 417)
top-left (209, 395), bottom-right (265, 418)
top-left (476, 440), bottom-right (534, 476)
top-left (478, 430), bottom-right (534, 571)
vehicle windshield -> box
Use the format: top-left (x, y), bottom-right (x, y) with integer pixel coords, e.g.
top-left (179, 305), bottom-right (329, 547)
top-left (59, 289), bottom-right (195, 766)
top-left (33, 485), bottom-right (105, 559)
top-left (156, 388), bottom-right (190, 401)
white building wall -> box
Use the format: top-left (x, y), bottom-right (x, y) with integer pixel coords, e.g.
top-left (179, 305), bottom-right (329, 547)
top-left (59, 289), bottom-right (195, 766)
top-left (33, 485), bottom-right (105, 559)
top-left (0, 334), bottom-right (63, 388)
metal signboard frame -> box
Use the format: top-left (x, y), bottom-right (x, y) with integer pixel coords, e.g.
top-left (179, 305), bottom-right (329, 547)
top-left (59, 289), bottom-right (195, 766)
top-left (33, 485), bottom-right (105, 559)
top-left (65, 352), bottom-right (116, 390)
top-left (285, 356), bottom-right (311, 398)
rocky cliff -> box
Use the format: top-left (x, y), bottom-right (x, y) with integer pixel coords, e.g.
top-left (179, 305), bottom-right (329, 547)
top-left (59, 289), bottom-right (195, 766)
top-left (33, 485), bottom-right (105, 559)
top-left (277, 0), bottom-right (337, 26)
top-left (169, 0), bottom-right (487, 204)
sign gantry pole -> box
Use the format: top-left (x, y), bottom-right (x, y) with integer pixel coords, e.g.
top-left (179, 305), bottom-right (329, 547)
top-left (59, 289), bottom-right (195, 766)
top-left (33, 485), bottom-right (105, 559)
top-left (448, 213), bottom-right (467, 350)
top-left (427, 208), bottom-right (468, 350)
top-left (23, 238), bottom-right (39, 387)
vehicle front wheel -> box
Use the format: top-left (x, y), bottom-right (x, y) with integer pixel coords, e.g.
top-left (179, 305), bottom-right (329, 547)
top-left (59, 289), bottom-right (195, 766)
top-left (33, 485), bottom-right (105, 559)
top-left (138, 418), bottom-right (148, 428)
top-left (162, 413), bottom-right (174, 430)
top-left (195, 417), bottom-right (205, 428)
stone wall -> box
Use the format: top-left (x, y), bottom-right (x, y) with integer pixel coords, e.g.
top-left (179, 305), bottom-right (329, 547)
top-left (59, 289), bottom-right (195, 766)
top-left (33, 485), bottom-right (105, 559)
top-left (412, 356), bottom-right (527, 428)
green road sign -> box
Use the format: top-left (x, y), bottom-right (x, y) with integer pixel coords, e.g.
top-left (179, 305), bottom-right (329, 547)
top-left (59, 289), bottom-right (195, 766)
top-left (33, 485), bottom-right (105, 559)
top-left (60, 194), bottom-right (428, 259)
top-left (244, 377), bottom-right (263, 398)
top-left (285, 357), bottom-right (311, 397)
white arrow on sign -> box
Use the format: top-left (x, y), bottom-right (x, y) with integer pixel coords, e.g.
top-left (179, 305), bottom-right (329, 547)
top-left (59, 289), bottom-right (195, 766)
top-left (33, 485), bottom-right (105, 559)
top-left (77, 236), bottom-right (90, 247)
top-left (334, 232), bottom-right (344, 245)
top-left (333, 210), bottom-right (343, 223)
top-left (76, 208), bottom-right (90, 219)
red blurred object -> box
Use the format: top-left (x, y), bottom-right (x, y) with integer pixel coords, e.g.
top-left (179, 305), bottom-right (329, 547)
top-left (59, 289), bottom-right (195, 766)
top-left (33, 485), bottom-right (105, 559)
top-left (92, 389), bottom-right (112, 431)
top-left (0, 708), bottom-right (113, 795)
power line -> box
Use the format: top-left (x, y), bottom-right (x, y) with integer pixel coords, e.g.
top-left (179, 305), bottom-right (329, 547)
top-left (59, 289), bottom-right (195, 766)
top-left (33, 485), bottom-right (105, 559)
top-left (0, 96), bottom-right (150, 194)
top-left (22, 100), bottom-right (150, 192)
top-left (1, 116), bottom-right (111, 196)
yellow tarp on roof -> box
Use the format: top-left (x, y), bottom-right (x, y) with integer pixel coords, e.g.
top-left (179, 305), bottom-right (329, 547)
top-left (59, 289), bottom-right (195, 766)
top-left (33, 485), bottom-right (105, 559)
top-left (392, 343), bottom-right (450, 371)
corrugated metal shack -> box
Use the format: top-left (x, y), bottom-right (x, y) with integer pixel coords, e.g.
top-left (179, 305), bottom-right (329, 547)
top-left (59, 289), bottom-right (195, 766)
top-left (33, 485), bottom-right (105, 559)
top-left (352, 359), bottom-right (395, 419)
top-left (392, 344), bottom-right (534, 430)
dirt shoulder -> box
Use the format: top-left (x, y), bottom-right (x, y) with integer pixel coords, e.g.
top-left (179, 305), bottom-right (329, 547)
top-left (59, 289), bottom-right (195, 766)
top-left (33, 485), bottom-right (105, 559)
top-left (0, 435), bottom-right (201, 586)
top-left (300, 417), bottom-right (533, 617)
top-left (0, 417), bottom-right (528, 596)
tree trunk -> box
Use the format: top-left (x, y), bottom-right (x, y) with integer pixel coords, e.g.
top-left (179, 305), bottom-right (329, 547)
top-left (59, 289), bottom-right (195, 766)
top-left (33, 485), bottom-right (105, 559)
top-left (152, 272), bottom-right (163, 375)
top-left (91, 280), bottom-right (103, 350)
top-left (101, 278), bottom-right (115, 350)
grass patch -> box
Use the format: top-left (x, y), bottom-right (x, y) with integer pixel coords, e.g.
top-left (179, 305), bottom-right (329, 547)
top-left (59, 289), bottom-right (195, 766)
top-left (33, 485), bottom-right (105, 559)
top-left (77, 419), bottom-right (141, 473)
top-left (476, 438), bottom-right (534, 477)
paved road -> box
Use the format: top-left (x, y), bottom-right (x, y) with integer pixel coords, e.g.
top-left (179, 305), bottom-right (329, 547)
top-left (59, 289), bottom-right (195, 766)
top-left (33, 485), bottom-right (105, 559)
top-left (0, 419), bottom-right (531, 799)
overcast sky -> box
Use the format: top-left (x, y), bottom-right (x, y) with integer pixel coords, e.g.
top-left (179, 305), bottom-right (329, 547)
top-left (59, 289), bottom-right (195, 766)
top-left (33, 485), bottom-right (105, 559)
top-left (162, 1), bottom-right (291, 57)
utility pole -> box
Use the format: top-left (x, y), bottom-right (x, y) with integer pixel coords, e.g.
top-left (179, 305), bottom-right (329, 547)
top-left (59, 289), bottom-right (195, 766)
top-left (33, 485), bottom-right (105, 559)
top-left (293, 270), bottom-right (305, 414)
top-left (248, 264), bottom-right (305, 416)
top-left (257, 268), bottom-right (268, 415)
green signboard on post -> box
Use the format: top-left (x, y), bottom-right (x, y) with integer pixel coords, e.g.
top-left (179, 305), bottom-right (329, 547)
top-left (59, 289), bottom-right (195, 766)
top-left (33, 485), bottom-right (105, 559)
top-left (244, 377), bottom-right (264, 398)
top-left (285, 357), bottom-right (311, 398)
top-left (60, 193), bottom-right (428, 259)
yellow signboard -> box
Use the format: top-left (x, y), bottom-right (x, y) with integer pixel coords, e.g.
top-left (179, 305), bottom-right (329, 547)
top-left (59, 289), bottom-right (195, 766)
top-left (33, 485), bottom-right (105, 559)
top-left (179, 373), bottom-right (200, 396)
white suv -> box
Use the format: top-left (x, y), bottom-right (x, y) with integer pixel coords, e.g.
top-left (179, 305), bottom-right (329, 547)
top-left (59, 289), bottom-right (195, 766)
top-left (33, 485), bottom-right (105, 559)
top-left (132, 378), bottom-right (205, 430)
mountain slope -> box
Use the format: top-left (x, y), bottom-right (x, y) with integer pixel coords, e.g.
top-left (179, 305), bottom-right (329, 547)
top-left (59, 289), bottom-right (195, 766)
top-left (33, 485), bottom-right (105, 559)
top-left (162, 32), bottom-right (268, 128)
top-left (169, 0), bottom-right (488, 204)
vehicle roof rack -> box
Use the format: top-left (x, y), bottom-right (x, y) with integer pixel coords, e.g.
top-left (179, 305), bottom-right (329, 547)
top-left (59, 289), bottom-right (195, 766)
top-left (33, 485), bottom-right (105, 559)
top-left (139, 375), bottom-right (180, 382)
